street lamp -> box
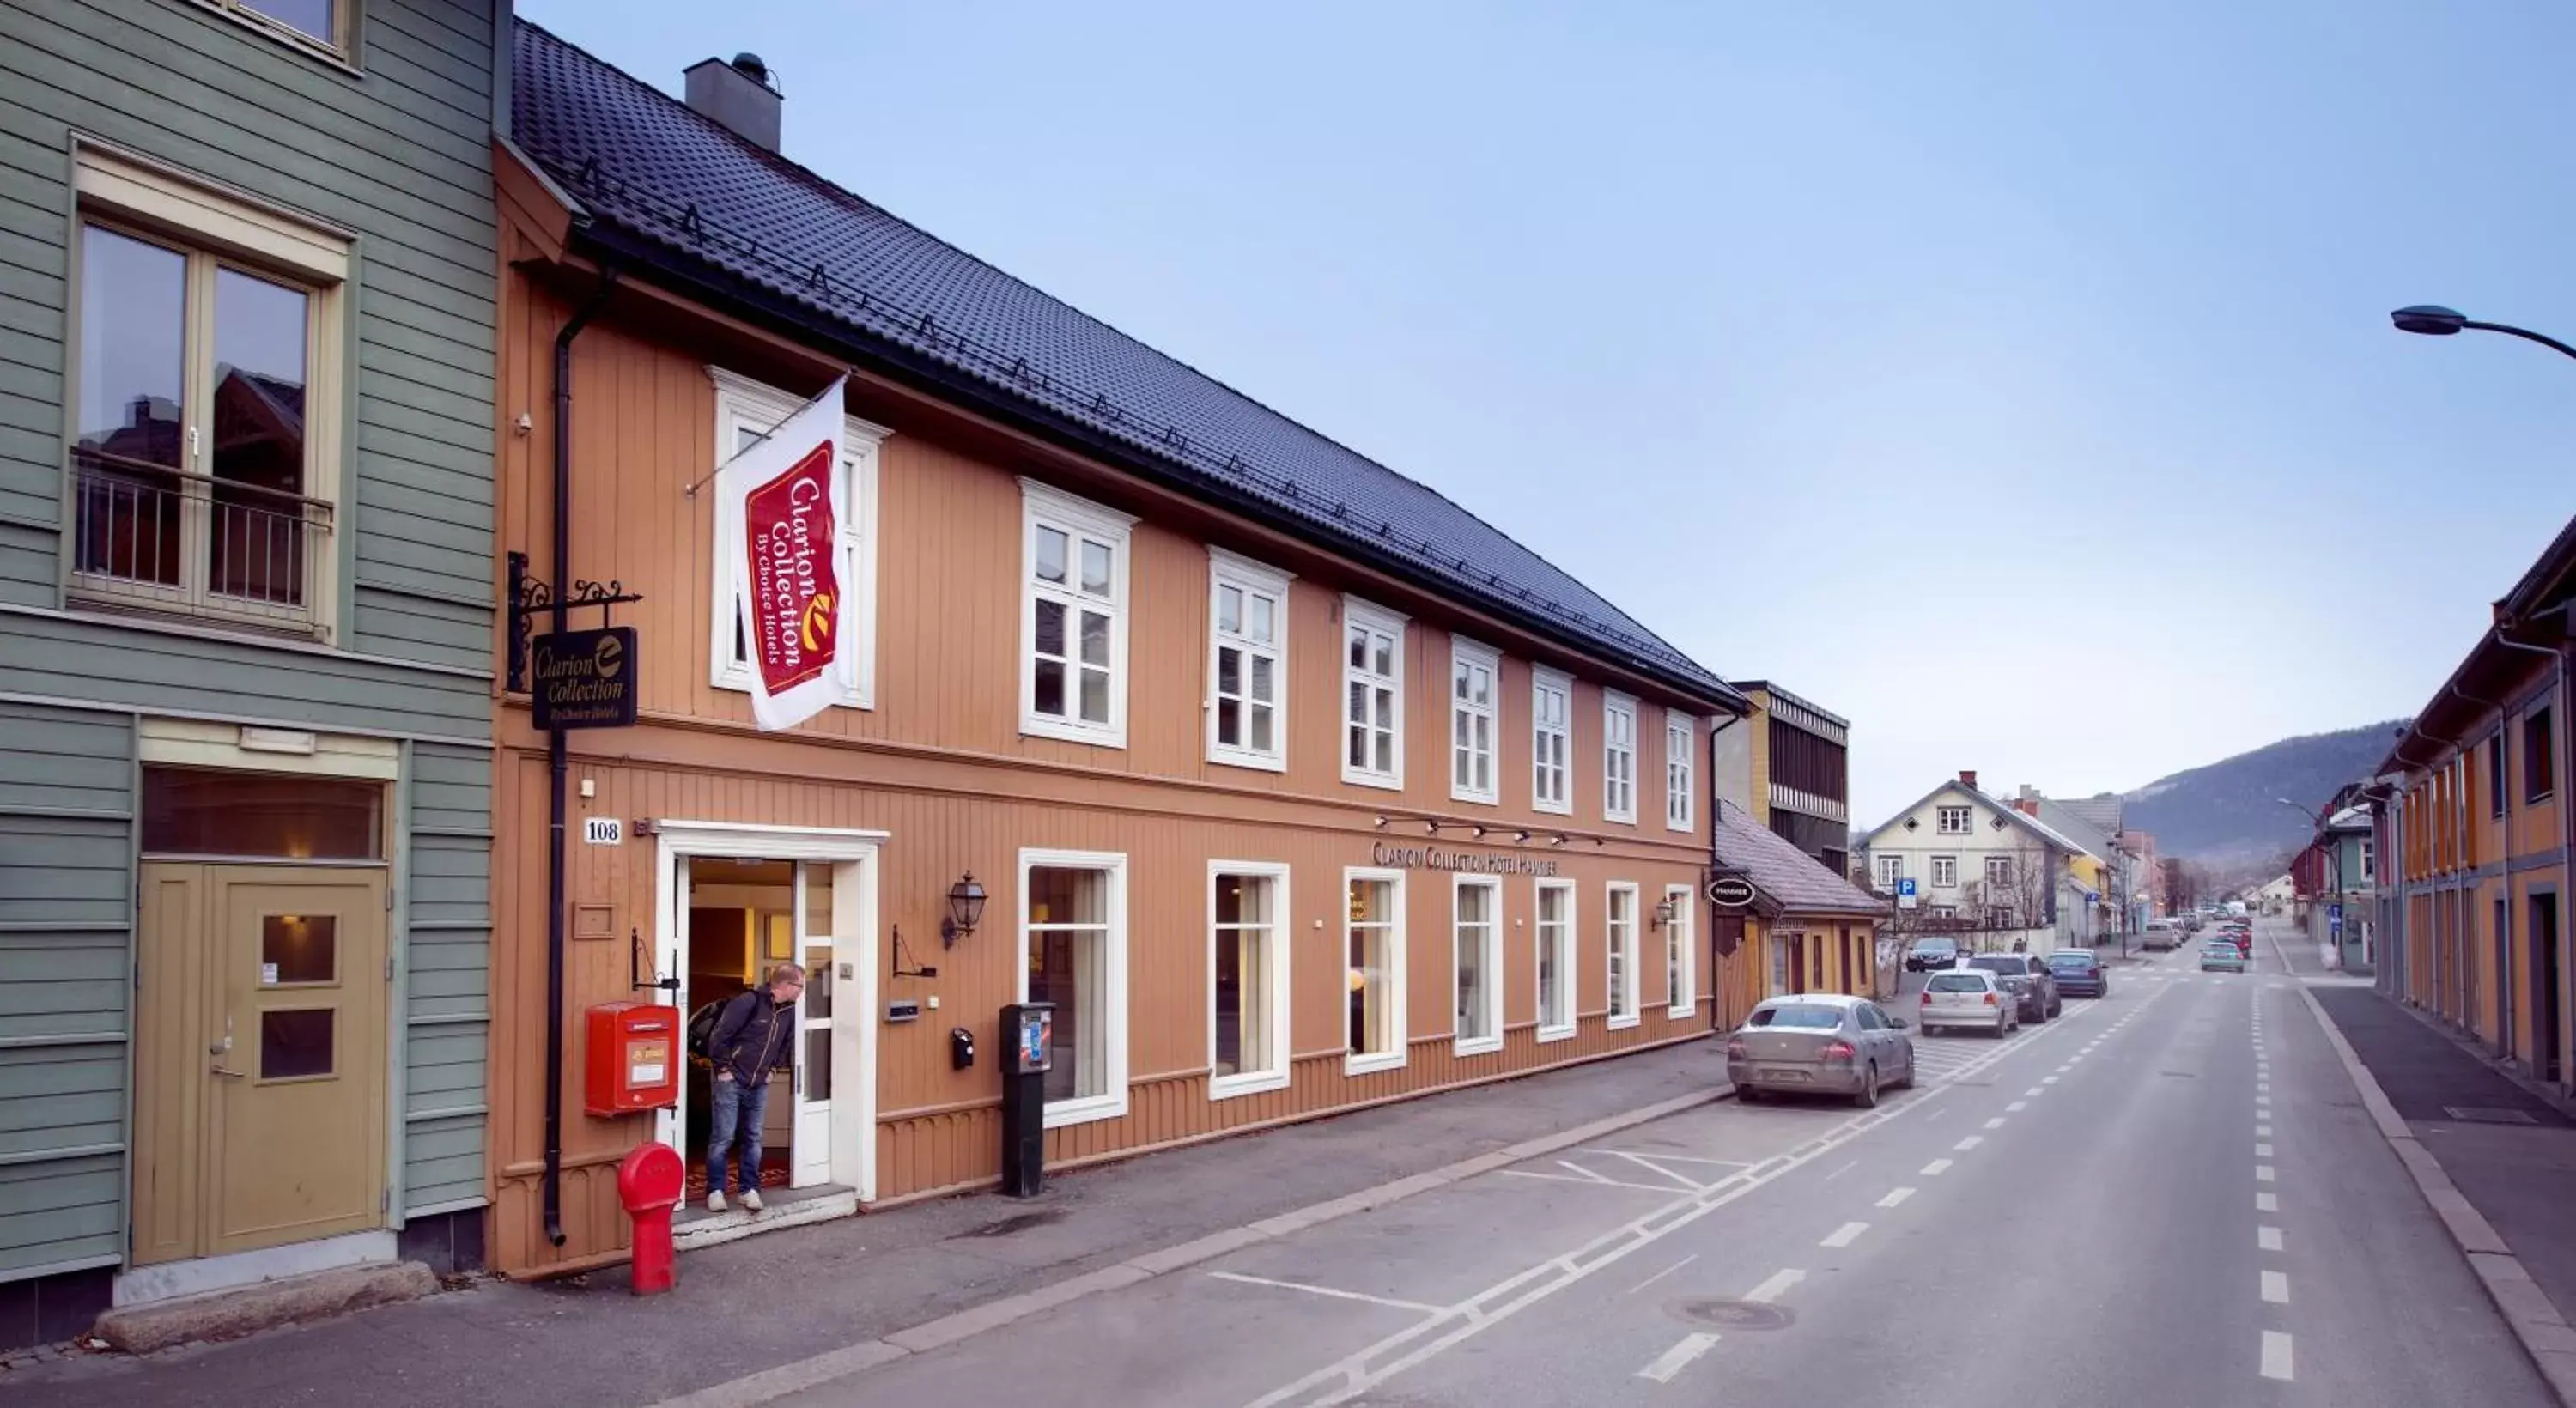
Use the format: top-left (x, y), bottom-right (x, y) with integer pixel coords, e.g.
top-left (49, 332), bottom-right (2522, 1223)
top-left (2275, 798), bottom-right (2342, 961)
top-left (2389, 306), bottom-right (2576, 364)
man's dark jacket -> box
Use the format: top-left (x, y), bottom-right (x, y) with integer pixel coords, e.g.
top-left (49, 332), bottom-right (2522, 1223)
top-left (709, 988), bottom-right (796, 1086)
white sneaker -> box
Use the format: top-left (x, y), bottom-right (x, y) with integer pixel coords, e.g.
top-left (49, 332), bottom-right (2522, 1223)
top-left (741, 1188), bottom-right (764, 1212)
top-left (706, 1190), bottom-right (727, 1213)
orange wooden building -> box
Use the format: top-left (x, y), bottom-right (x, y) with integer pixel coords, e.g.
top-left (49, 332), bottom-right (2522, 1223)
top-left (486, 25), bottom-right (1749, 1275)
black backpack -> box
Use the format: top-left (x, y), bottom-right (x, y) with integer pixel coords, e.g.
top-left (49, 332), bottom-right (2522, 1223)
top-left (685, 998), bottom-right (731, 1062)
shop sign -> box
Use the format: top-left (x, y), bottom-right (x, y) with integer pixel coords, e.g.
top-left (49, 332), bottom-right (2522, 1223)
top-left (1708, 875), bottom-right (1758, 908)
top-left (532, 626), bottom-right (638, 730)
top-left (1369, 842), bottom-right (1559, 877)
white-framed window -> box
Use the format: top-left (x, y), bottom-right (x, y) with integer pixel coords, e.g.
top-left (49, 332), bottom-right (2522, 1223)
top-left (1603, 692), bottom-right (1638, 823)
top-left (1345, 868), bottom-right (1407, 1074)
top-left (1984, 854), bottom-right (2014, 885)
top-left (1449, 636), bottom-right (1500, 804)
top-left (1018, 849), bottom-right (1129, 1128)
top-left (1936, 804), bottom-right (1973, 834)
top-left (1531, 667), bottom-right (1573, 816)
top-left (1987, 905), bottom-right (2013, 931)
top-left (1874, 853), bottom-right (1905, 889)
top-left (1019, 481), bottom-right (1136, 746)
top-left (709, 367), bottom-right (887, 710)
top-left (1535, 879), bottom-right (1576, 1042)
top-left (1342, 597), bottom-right (1406, 790)
top-left (1664, 884), bottom-right (1696, 1018)
top-left (1931, 855), bottom-right (1959, 889)
top-left (67, 146), bottom-right (352, 640)
top-left (191, 0), bottom-right (359, 64)
top-left (1209, 862), bottom-right (1290, 1100)
top-left (2360, 837), bottom-right (2375, 883)
top-left (1665, 713), bottom-right (1696, 832)
top-left (1930, 904), bottom-right (1958, 919)
top-left (1607, 882), bottom-right (1641, 1028)
top-left (1207, 550), bottom-right (1291, 772)
top-left (1452, 876), bottom-right (1504, 1055)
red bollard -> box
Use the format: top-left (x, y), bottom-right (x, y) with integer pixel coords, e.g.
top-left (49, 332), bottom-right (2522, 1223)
top-left (617, 1141), bottom-right (685, 1296)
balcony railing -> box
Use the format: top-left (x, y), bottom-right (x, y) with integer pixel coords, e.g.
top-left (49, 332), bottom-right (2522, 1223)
top-left (70, 448), bottom-right (332, 634)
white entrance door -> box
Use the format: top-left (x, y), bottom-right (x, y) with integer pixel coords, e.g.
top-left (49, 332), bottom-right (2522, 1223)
top-left (790, 860), bottom-right (835, 1188)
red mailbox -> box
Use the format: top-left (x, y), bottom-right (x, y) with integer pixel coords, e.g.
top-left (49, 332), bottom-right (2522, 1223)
top-left (585, 1002), bottom-right (681, 1117)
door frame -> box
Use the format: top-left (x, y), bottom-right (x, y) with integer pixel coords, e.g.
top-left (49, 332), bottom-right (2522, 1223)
top-left (651, 820), bottom-right (886, 1201)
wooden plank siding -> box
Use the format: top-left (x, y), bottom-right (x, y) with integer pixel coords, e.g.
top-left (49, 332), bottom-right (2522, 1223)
top-left (489, 213), bottom-right (1735, 1274)
top-left (0, 0), bottom-right (501, 1284)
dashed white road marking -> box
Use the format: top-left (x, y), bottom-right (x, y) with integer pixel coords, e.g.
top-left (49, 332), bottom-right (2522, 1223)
top-left (2256, 1143), bottom-right (2274, 1157)
top-left (2055, 1063), bottom-right (2074, 1073)
top-left (2043, 1077), bottom-right (2060, 1085)
top-left (2262, 1331), bottom-right (2294, 1381)
top-left (1877, 1187), bottom-right (1915, 1209)
top-left (1627, 1254), bottom-right (1698, 1296)
top-left (1984, 1117), bottom-right (2008, 1130)
top-left (2257, 1165), bottom-right (2275, 1182)
top-left (2258, 1226), bottom-right (2283, 1252)
top-left (1209, 1271), bottom-right (1443, 1314)
top-left (1954, 1136), bottom-right (1984, 1150)
top-left (2024, 1087), bottom-right (2044, 1097)
top-left (1637, 1332), bottom-right (1720, 1384)
top-left (1820, 1222), bottom-right (1869, 1248)
top-left (1921, 1159), bottom-right (1953, 1176)
top-left (2256, 1123), bottom-right (2272, 1137)
top-left (2007, 1101), bottom-right (2028, 1112)
top-left (2257, 1095), bottom-right (2271, 1108)
top-left (1820, 1160), bottom-right (1859, 1182)
top-left (2261, 1270), bottom-right (2290, 1303)
top-left (1744, 1269), bottom-right (1805, 1303)
top-left (2258, 1192), bottom-right (2279, 1212)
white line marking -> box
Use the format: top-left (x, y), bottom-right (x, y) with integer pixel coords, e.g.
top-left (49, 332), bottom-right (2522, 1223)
top-left (1498, 1169), bottom-right (1704, 1193)
top-left (2257, 1082), bottom-right (2270, 1093)
top-left (1628, 1253), bottom-right (1698, 1296)
top-left (2256, 1164), bottom-right (2275, 1183)
top-left (2024, 1087), bottom-right (2044, 1097)
top-left (2257, 1192), bottom-right (2278, 1212)
top-left (2262, 1270), bottom-right (2289, 1303)
top-left (1637, 1330), bottom-right (1721, 1384)
top-left (1820, 1221), bottom-right (1868, 1248)
top-left (2258, 1226), bottom-right (2282, 1252)
top-left (2262, 1330), bottom-right (2293, 1381)
top-left (1745, 1269), bottom-right (1805, 1303)
top-left (1208, 1271), bottom-right (1442, 1314)
top-left (2256, 1124), bottom-right (2272, 1137)
top-left (2007, 1101), bottom-right (2027, 1112)
top-left (1922, 1158), bottom-right (1953, 1176)
top-left (1955, 1136), bottom-right (1984, 1150)
top-left (1877, 1186), bottom-right (1915, 1209)
top-left (1604, 1151), bottom-right (1708, 1190)
top-left (2043, 1076), bottom-right (2060, 1084)
top-left (1602, 1151), bottom-right (1750, 1167)
top-left (1821, 1159), bottom-right (1860, 1181)
top-left (2055, 1063), bottom-right (2074, 1073)
top-left (1984, 1117), bottom-right (2008, 1130)
top-left (2257, 1095), bottom-right (2271, 1108)
top-left (2256, 1143), bottom-right (2274, 1156)
top-left (1557, 1159), bottom-right (1612, 1182)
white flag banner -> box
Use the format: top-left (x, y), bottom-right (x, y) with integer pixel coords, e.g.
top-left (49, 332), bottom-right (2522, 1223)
top-left (717, 377), bottom-right (848, 731)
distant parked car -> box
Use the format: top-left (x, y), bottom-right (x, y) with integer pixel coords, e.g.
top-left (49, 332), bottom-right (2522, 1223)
top-left (2047, 949), bottom-right (2109, 998)
top-left (2201, 940), bottom-right (2247, 974)
top-left (1968, 952), bottom-right (2062, 1022)
top-left (1920, 969), bottom-right (2020, 1038)
top-left (2142, 919), bottom-right (2181, 951)
top-left (1727, 994), bottom-right (1917, 1108)
top-left (1905, 937), bottom-right (1962, 973)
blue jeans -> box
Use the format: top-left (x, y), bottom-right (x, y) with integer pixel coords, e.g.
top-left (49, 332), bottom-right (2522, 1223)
top-left (707, 1074), bottom-right (769, 1197)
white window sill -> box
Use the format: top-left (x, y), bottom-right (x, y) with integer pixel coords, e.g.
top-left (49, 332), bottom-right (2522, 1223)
top-left (1345, 1050), bottom-right (1406, 1077)
top-left (1605, 812), bottom-right (1637, 827)
top-left (1343, 769), bottom-right (1404, 792)
top-left (1209, 748), bottom-right (1288, 774)
top-left (1040, 1092), bottom-right (1128, 1130)
top-left (1023, 715), bottom-right (1127, 749)
top-left (1534, 798), bottom-right (1572, 817)
top-left (1668, 1004), bottom-right (1696, 1021)
top-left (1208, 1070), bottom-right (1291, 1102)
top-left (1666, 818), bottom-right (1693, 834)
top-left (1607, 1012), bottom-right (1641, 1031)
top-left (1450, 788), bottom-right (1499, 808)
top-left (1454, 1035), bottom-right (1504, 1058)
top-left (1535, 1023), bottom-right (1577, 1045)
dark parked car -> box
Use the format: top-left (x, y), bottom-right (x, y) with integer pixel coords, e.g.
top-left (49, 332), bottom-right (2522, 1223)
top-left (1905, 936), bottom-right (1962, 973)
top-left (1968, 952), bottom-right (2062, 1022)
top-left (2046, 948), bottom-right (2107, 998)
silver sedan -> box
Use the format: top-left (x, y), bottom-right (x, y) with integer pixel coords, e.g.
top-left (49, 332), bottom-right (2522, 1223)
top-left (1726, 993), bottom-right (1917, 1107)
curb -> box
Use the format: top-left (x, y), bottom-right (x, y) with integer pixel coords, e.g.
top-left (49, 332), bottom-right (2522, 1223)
top-left (648, 1081), bottom-right (1735, 1408)
top-left (2271, 924), bottom-right (2576, 1406)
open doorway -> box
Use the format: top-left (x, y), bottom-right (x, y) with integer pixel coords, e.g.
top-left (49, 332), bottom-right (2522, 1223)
top-left (2536, 892), bottom-right (2561, 1086)
top-left (679, 857), bottom-right (801, 1201)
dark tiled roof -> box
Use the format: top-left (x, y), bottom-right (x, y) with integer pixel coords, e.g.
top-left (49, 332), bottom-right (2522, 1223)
top-left (1711, 801), bottom-right (1888, 919)
top-left (509, 21), bottom-right (1734, 705)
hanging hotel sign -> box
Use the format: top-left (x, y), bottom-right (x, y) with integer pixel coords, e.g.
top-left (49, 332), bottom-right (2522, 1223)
top-left (531, 626), bottom-right (638, 730)
top-left (719, 377), bottom-right (848, 732)
top-left (1708, 875), bottom-right (1758, 908)
top-left (1370, 842), bottom-right (1560, 877)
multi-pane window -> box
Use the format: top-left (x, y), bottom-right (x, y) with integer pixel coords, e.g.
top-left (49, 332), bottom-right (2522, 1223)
top-left (2492, 732), bottom-right (2510, 818)
top-left (1664, 885), bottom-right (1696, 1017)
top-left (1346, 871), bottom-right (1406, 1073)
top-left (1874, 854), bottom-right (1905, 889)
top-left (2359, 837), bottom-right (2375, 884)
top-left (1342, 598), bottom-right (1406, 789)
top-left (1450, 638), bottom-right (1499, 804)
top-left (2527, 707), bottom-right (2555, 804)
top-left (1454, 877), bottom-right (1503, 1054)
top-left (1020, 853), bottom-right (1128, 1126)
top-left (709, 369), bottom-right (884, 707)
top-left (201, 0), bottom-right (356, 59)
top-left (1664, 715), bottom-right (1695, 830)
top-left (1210, 865), bottom-right (1289, 1098)
top-left (1021, 482), bottom-right (1134, 746)
top-left (1937, 805), bottom-right (1973, 834)
top-left (1984, 854), bottom-right (2014, 885)
top-left (1603, 694), bottom-right (1638, 823)
top-left (1531, 668), bottom-right (1572, 815)
top-left (1987, 906), bottom-right (2013, 931)
top-left (1208, 552), bottom-right (1290, 770)
top-left (1931, 856), bottom-right (1959, 888)
top-left (72, 218), bottom-right (343, 636)
top-left (1535, 880), bottom-right (1576, 1041)
top-left (1607, 883), bottom-right (1641, 1027)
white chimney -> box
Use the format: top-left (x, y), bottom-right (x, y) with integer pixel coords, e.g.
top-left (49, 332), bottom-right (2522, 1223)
top-left (684, 52), bottom-right (781, 153)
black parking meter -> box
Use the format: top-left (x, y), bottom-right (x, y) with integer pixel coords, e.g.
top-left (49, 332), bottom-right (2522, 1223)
top-left (999, 1002), bottom-right (1053, 1198)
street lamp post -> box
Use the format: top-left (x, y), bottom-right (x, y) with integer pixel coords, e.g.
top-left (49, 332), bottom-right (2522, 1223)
top-left (2390, 306), bottom-right (2576, 363)
top-left (2275, 798), bottom-right (2343, 966)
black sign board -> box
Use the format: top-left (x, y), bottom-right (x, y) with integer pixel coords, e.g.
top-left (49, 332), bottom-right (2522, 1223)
top-left (532, 626), bottom-right (638, 730)
top-left (1708, 875), bottom-right (1758, 908)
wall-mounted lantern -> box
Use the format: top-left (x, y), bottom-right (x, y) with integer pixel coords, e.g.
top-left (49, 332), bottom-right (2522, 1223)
top-left (1650, 895), bottom-right (1680, 930)
top-left (941, 872), bottom-right (987, 949)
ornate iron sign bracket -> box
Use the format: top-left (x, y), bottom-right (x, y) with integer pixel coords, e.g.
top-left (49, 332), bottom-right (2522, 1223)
top-left (507, 549), bottom-right (645, 693)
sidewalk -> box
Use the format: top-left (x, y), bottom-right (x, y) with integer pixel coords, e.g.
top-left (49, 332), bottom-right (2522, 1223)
top-left (0, 1038), bottom-right (1725, 1407)
top-left (2276, 920), bottom-right (2576, 1400)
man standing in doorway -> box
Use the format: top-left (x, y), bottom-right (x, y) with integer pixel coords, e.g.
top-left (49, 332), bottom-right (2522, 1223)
top-left (708, 962), bottom-right (803, 1212)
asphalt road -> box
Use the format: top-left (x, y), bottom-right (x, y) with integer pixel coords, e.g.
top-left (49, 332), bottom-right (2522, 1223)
top-left (748, 921), bottom-right (2558, 1408)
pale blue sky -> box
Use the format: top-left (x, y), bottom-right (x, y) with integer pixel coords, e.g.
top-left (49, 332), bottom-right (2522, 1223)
top-left (524, 0), bottom-right (2576, 825)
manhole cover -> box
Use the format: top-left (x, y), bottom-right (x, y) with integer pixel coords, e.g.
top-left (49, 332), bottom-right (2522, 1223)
top-left (1668, 1297), bottom-right (1794, 1331)
top-left (2443, 1106), bottom-right (2540, 1126)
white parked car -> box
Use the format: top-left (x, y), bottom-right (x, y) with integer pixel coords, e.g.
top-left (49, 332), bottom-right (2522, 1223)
top-left (1917, 969), bottom-right (2019, 1038)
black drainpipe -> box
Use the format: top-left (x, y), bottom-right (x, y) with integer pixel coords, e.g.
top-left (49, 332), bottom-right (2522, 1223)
top-left (544, 268), bottom-right (617, 1248)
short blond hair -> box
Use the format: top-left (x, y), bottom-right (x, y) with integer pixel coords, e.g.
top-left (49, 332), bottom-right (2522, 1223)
top-left (767, 962), bottom-right (805, 986)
